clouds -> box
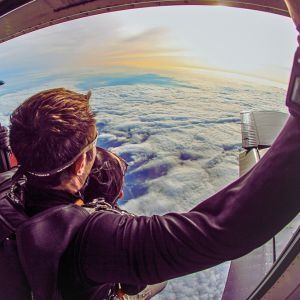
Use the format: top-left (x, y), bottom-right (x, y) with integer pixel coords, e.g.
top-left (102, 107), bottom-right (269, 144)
top-left (0, 5), bottom-right (294, 297)
top-left (78, 26), bottom-right (188, 72)
top-left (114, 6), bottom-right (297, 83)
top-left (0, 12), bottom-right (186, 76)
top-left (87, 76), bottom-right (286, 298)
top-left (84, 74), bottom-right (288, 214)
top-left (0, 69), bottom-right (288, 298)
top-left (154, 263), bottom-right (230, 300)
top-left (0, 13), bottom-right (121, 74)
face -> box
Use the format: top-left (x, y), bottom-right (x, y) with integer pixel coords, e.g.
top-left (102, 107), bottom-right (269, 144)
top-left (82, 147), bottom-right (128, 205)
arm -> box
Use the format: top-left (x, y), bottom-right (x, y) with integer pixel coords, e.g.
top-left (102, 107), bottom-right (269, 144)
top-left (78, 116), bottom-right (299, 286)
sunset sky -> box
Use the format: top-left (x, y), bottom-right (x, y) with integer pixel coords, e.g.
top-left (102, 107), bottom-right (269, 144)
top-left (0, 7), bottom-right (296, 298)
top-left (0, 5), bottom-right (298, 85)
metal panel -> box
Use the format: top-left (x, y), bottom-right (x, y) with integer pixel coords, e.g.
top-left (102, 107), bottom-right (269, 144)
top-left (222, 240), bottom-right (274, 300)
top-left (224, 111), bottom-right (298, 299)
top-left (239, 149), bottom-right (260, 177)
top-left (262, 254), bottom-right (300, 300)
top-left (275, 214), bottom-right (300, 260)
top-left (248, 228), bottom-right (300, 300)
top-left (287, 283), bottom-right (300, 300)
top-left (241, 111), bottom-right (288, 149)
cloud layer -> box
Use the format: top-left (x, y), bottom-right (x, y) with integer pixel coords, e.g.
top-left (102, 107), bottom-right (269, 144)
top-left (0, 71), bottom-right (287, 298)
top-left (0, 5), bottom-right (294, 297)
top-left (87, 75), bottom-right (287, 299)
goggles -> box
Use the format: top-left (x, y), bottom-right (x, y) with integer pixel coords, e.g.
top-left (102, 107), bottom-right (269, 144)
top-left (27, 133), bottom-right (98, 177)
top-left (90, 147), bottom-right (128, 177)
top-left (104, 148), bottom-right (128, 176)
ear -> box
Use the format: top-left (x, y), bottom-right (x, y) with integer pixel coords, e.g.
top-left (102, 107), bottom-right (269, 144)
top-left (118, 190), bottom-right (124, 199)
top-left (73, 153), bottom-right (87, 176)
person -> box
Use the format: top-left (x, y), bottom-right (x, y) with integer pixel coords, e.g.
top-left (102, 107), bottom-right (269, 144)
top-left (83, 147), bottom-right (128, 208)
top-left (7, 88), bottom-right (171, 299)
top-left (82, 147), bottom-right (168, 299)
top-left (6, 82), bottom-right (299, 299)
top-left (0, 119), bottom-right (167, 299)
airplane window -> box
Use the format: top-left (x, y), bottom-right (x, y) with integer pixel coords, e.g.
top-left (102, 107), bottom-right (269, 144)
top-left (0, 6), bottom-right (297, 299)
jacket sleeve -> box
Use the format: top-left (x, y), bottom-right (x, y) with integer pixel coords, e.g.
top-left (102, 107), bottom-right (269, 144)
top-left (78, 116), bottom-right (300, 286)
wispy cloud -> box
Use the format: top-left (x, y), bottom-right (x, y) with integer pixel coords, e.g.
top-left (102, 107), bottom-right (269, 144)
top-left (0, 6), bottom-right (296, 87)
top-left (0, 14), bottom-right (121, 74)
top-left (0, 16), bottom-right (192, 77)
top-left (76, 27), bottom-right (191, 72)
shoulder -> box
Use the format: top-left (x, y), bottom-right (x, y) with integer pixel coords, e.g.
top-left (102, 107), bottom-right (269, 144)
top-left (21, 204), bottom-right (88, 228)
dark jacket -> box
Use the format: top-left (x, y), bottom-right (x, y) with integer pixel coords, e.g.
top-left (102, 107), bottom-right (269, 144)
top-left (22, 186), bottom-right (145, 299)
top-left (76, 116), bottom-right (299, 286)
top-left (17, 115), bottom-right (299, 299)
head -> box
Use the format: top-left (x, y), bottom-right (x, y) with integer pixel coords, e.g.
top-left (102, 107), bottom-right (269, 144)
top-left (10, 88), bottom-right (97, 191)
top-left (83, 147), bottom-right (128, 206)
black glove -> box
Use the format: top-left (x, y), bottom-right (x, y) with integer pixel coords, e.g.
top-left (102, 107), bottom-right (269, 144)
top-left (0, 124), bottom-right (9, 150)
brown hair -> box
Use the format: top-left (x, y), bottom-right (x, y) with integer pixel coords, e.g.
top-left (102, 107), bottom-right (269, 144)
top-left (83, 147), bottom-right (127, 206)
top-left (9, 88), bottom-right (96, 187)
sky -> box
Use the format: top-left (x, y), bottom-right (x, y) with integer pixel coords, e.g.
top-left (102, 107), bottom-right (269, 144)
top-left (0, 5), bottom-right (298, 86)
top-left (0, 5), bottom-right (297, 299)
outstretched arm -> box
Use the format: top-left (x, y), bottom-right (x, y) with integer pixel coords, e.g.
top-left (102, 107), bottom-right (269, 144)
top-left (77, 3), bottom-right (300, 284)
top-left (78, 114), bottom-right (299, 285)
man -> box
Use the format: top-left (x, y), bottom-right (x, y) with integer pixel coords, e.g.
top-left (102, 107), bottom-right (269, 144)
top-left (10, 88), bottom-right (97, 205)
top-left (6, 79), bottom-right (298, 299)
top-left (9, 88), bottom-right (167, 299)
